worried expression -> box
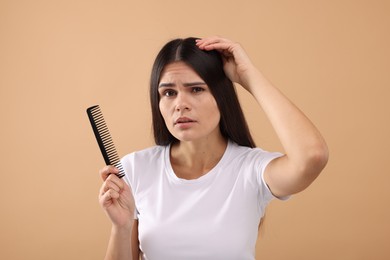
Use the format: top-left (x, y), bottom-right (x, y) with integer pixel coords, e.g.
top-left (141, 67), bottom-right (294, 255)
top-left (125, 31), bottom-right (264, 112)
top-left (158, 62), bottom-right (221, 142)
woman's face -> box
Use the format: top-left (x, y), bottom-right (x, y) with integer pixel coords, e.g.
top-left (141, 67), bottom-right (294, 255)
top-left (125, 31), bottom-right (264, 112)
top-left (158, 62), bottom-right (221, 143)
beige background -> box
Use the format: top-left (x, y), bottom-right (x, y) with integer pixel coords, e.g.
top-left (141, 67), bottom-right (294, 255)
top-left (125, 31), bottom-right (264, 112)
top-left (1, 0), bottom-right (389, 259)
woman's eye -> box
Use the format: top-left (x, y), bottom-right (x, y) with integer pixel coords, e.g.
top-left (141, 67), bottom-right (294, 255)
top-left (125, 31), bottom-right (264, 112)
top-left (192, 87), bottom-right (204, 93)
top-left (163, 90), bottom-right (176, 97)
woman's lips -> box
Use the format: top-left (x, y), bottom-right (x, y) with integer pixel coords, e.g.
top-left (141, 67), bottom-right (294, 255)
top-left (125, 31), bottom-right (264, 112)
top-left (175, 117), bottom-right (195, 124)
top-left (174, 117), bottom-right (196, 128)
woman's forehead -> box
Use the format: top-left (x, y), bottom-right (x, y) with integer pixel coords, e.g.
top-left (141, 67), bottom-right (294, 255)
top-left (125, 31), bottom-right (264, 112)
top-left (160, 62), bottom-right (203, 83)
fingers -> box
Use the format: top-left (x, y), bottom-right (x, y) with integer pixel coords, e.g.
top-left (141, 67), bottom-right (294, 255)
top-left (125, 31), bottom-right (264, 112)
top-left (99, 173), bottom-right (127, 209)
top-left (196, 36), bottom-right (230, 46)
top-left (196, 36), bottom-right (236, 52)
top-left (196, 36), bottom-right (243, 64)
top-left (99, 186), bottom-right (120, 203)
top-left (99, 165), bottom-right (119, 181)
top-left (100, 173), bottom-right (124, 196)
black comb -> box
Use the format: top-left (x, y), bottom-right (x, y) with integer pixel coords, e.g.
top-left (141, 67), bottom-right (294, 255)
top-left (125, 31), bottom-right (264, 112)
top-left (86, 105), bottom-right (125, 178)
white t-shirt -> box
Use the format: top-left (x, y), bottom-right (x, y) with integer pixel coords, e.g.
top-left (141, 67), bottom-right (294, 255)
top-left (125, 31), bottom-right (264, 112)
top-left (121, 140), bottom-right (284, 260)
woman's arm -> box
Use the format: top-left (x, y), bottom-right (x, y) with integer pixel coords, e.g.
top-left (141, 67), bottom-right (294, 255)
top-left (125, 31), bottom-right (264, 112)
top-left (103, 220), bottom-right (139, 260)
top-left (239, 67), bottom-right (328, 198)
top-left (197, 37), bottom-right (329, 198)
top-left (105, 224), bottom-right (133, 260)
top-left (99, 166), bottom-right (136, 259)
top-left (131, 220), bottom-right (140, 260)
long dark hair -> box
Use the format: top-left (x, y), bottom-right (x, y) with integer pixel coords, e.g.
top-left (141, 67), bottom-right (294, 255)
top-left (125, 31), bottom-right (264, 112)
top-left (150, 37), bottom-right (256, 148)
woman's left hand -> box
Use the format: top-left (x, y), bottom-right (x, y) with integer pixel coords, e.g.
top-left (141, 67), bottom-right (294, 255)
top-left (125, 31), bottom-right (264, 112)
top-left (196, 36), bottom-right (256, 89)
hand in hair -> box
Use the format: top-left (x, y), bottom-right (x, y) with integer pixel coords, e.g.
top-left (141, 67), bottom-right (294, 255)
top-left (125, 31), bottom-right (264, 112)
top-left (196, 36), bottom-right (256, 91)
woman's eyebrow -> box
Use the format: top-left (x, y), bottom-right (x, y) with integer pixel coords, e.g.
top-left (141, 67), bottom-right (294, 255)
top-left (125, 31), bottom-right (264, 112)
top-left (158, 83), bottom-right (175, 88)
top-left (184, 82), bottom-right (206, 87)
top-left (158, 82), bottom-right (206, 88)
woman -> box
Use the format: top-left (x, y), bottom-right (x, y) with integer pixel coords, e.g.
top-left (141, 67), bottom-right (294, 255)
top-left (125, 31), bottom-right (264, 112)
top-left (98, 36), bottom-right (328, 260)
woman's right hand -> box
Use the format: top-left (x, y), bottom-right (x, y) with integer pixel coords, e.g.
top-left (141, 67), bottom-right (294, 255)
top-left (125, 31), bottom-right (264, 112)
top-left (99, 166), bottom-right (135, 229)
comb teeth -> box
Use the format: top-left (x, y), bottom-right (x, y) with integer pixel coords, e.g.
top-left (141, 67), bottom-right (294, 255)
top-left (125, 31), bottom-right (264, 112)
top-left (87, 105), bottom-right (125, 178)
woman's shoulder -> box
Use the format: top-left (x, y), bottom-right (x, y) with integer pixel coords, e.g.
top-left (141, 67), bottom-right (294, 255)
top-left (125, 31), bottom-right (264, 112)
top-left (228, 140), bottom-right (283, 162)
top-left (228, 140), bottom-right (264, 155)
top-left (122, 144), bottom-right (167, 161)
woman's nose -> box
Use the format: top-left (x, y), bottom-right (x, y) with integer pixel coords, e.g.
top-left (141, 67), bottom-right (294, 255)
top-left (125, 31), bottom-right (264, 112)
top-left (175, 92), bottom-right (191, 111)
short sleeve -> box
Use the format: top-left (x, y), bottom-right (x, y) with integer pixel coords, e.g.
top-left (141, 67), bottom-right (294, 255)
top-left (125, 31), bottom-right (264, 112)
top-left (253, 150), bottom-right (290, 216)
top-left (120, 153), bottom-right (139, 220)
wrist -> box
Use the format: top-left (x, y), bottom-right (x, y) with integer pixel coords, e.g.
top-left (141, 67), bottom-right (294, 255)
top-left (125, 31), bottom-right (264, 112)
top-left (239, 66), bottom-right (265, 93)
top-left (111, 222), bottom-right (133, 237)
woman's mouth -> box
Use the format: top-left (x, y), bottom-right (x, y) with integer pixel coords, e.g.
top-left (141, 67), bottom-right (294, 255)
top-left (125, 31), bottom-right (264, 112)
top-left (174, 117), bottom-right (196, 128)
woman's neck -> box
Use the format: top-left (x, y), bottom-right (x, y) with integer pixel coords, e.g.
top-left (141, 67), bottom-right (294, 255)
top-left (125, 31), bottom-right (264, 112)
top-left (170, 136), bottom-right (228, 180)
